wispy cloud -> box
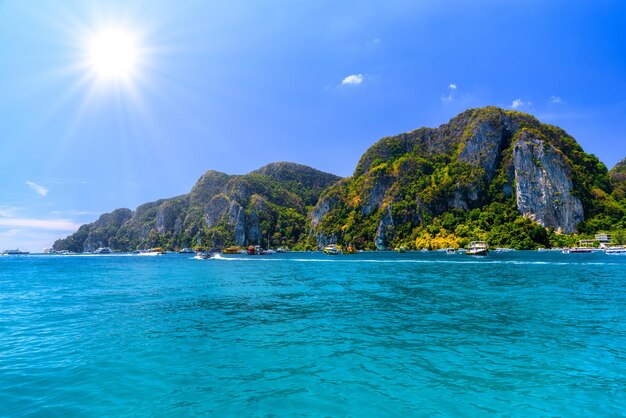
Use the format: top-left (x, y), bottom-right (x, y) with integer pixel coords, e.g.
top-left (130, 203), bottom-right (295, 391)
top-left (511, 99), bottom-right (532, 109)
top-left (0, 206), bottom-right (20, 218)
top-left (549, 95), bottom-right (564, 105)
top-left (0, 218), bottom-right (80, 231)
top-left (441, 83), bottom-right (458, 102)
top-left (341, 74), bottom-right (364, 85)
top-left (26, 181), bottom-right (48, 197)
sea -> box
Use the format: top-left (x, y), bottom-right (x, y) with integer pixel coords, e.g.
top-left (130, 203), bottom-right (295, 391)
top-left (1, 251), bottom-right (625, 417)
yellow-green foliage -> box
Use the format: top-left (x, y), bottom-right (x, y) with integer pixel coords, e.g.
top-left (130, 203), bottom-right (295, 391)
top-left (414, 230), bottom-right (463, 250)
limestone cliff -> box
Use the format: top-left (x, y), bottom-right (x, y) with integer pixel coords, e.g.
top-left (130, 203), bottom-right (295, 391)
top-left (53, 162), bottom-right (341, 252)
top-left (310, 107), bottom-right (616, 249)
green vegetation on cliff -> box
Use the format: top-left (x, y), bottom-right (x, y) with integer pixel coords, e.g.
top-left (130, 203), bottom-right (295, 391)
top-left (53, 163), bottom-right (340, 252)
top-left (310, 107), bottom-right (625, 250)
top-left (54, 108), bottom-right (626, 253)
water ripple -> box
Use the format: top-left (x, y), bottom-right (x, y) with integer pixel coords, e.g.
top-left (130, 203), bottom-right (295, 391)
top-left (1, 252), bottom-right (626, 416)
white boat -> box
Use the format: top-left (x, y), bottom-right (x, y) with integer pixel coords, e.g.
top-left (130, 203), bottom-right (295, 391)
top-left (445, 248), bottom-right (456, 255)
top-left (570, 247), bottom-right (593, 253)
top-left (94, 247), bottom-right (112, 254)
top-left (466, 241), bottom-right (488, 256)
top-left (495, 247), bottom-right (515, 253)
top-left (179, 248), bottom-right (194, 254)
top-left (2, 248), bottom-right (30, 255)
top-left (137, 250), bottom-right (160, 256)
top-left (605, 246), bottom-right (626, 255)
top-left (323, 244), bottom-right (342, 255)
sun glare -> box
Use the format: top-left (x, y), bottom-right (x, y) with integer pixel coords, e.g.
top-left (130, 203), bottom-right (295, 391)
top-left (87, 28), bottom-right (139, 81)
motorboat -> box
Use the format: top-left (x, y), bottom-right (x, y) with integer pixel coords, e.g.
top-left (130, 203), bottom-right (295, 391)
top-left (466, 241), bottom-right (489, 256)
top-left (605, 246), bottom-right (626, 255)
top-left (323, 244), bottom-right (342, 255)
top-left (495, 248), bottom-right (515, 253)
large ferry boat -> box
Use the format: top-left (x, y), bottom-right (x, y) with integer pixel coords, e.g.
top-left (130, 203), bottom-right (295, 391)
top-left (2, 249), bottom-right (30, 255)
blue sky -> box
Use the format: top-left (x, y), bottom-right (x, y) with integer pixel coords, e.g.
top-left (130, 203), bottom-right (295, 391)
top-left (1, 0), bottom-right (626, 251)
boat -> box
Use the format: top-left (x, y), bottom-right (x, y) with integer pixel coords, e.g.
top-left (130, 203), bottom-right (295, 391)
top-left (264, 249), bottom-right (277, 255)
top-left (246, 245), bottom-right (268, 255)
top-left (179, 247), bottom-right (195, 254)
top-left (323, 244), bottom-right (342, 255)
top-left (446, 248), bottom-right (456, 255)
top-left (605, 246), bottom-right (626, 255)
top-left (466, 241), bottom-right (488, 256)
top-left (134, 249), bottom-right (162, 256)
top-left (196, 251), bottom-right (213, 259)
top-left (2, 248), bottom-right (30, 255)
top-left (570, 247), bottom-right (593, 253)
top-left (276, 247), bottom-right (289, 253)
top-left (495, 248), bottom-right (515, 253)
top-left (457, 248), bottom-right (467, 254)
top-left (568, 240), bottom-right (597, 253)
top-left (94, 247), bottom-right (112, 254)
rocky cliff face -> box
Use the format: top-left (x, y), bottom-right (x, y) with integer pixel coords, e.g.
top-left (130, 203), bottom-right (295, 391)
top-left (310, 107), bottom-right (615, 249)
top-left (53, 109), bottom-right (622, 253)
top-left (53, 162), bottom-right (341, 252)
top-left (512, 133), bottom-right (583, 233)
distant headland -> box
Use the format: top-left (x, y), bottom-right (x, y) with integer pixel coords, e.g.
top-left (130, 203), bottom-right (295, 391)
top-left (53, 107), bottom-right (626, 252)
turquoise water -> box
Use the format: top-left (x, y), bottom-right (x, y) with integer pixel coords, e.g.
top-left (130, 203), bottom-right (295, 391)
top-left (1, 252), bottom-right (626, 417)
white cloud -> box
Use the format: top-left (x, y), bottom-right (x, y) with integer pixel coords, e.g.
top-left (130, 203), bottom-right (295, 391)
top-left (0, 217), bottom-right (80, 231)
top-left (441, 83), bottom-right (458, 102)
top-left (549, 95), bottom-right (563, 104)
top-left (511, 99), bottom-right (531, 109)
top-left (26, 181), bottom-right (48, 197)
top-left (341, 74), bottom-right (364, 85)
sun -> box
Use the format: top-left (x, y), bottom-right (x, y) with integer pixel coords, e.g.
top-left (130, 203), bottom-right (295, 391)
top-left (87, 28), bottom-right (140, 81)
